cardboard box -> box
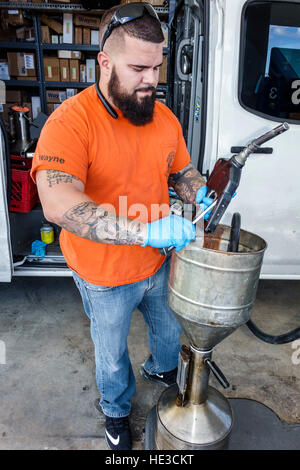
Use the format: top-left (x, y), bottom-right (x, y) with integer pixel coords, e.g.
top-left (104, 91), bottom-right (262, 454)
top-left (63, 13), bottom-right (73, 44)
top-left (31, 96), bottom-right (41, 119)
top-left (41, 26), bottom-right (50, 43)
top-left (44, 57), bottom-right (60, 81)
top-left (57, 50), bottom-right (82, 60)
top-left (74, 14), bottom-right (100, 29)
top-left (86, 59), bottom-right (95, 83)
top-left (74, 26), bottom-right (82, 44)
top-left (41, 14), bottom-right (63, 35)
top-left (0, 27), bottom-right (18, 42)
top-left (4, 9), bottom-right (24, 26)
top-left (80, 64), bottom-right (86, 82)
top-left (47, 103), bottom-right (55, 114)
top-left (7, 52), bottom-right (36, 77)
top-left (83, 27), bottom-right (90, 45)
top-left (6, 89), bottom-right (22, 103)
top-left (69, 60), bottom-right (79, 82)
top-left (0, 61), bottom-right (10, 80)
top-left (66, 88), bottom-right (77, 98)
top-left (47, 102), bottom-right (62, 115)
top-left (159, 56), bottom-right (168, 83)
top-left (59, 59), bottom-right (69, 82)
top-left (90, 29), bottom-right (99, 45)
top-left (16, 26), bottom-right (34, 40)
top-left (17, 76), bottom-right (37, 81)
top-left (46, 90), bottom-right (67, 103)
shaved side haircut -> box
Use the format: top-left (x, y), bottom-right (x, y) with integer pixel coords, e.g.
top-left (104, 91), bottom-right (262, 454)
top-left (99, 5), bottom-right (164, 53)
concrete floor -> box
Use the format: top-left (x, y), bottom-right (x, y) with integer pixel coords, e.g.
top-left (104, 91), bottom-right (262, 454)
top-left (0, 276), bottom-right (299, 450)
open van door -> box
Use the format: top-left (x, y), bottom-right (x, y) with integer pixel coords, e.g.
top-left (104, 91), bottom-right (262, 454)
top-left (0, 122), bottom-right (13, 282)
top-left (202, 0), bottom-right (300, 279)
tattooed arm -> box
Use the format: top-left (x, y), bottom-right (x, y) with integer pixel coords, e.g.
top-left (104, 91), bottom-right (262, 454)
top-left (36, 170), bottom-right (147, 245)
top-left (168, 162), bottom-right (206, 204)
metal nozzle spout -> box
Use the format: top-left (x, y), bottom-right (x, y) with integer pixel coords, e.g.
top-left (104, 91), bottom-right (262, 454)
top-left (234, 122), bottom-right (289, 166)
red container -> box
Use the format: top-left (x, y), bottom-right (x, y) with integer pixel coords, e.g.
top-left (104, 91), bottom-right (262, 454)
top-left (9, 155), bottom-right (39, 213)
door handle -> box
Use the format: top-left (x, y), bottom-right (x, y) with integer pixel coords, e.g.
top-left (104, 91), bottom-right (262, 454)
top-left (176, 39), bottom-right (192, 81)
top-left (231, 146), bottom-right (273, 154)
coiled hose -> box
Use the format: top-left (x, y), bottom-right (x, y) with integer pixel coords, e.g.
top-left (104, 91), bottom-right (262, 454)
top-left (229, 213), bottom-right (300, 345)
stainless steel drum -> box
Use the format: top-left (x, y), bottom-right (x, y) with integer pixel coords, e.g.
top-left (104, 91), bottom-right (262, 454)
top-left (154, 224), bottom-right (267, 450)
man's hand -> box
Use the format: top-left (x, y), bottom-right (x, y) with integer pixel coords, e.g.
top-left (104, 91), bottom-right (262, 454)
top-left (195, 185), bottom-right (214, 220)
top-left (142, 214), bottom-right (196, 252)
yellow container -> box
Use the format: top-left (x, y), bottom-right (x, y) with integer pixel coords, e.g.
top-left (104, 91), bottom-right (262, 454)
top-left (40, 223), bottom-right (54, 244)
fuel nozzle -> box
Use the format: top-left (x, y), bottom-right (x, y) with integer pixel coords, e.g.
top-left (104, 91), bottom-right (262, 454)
top-left (234, 122), bottom-right (289, 166)
top-left (205, 122), bottom-right (289, 233)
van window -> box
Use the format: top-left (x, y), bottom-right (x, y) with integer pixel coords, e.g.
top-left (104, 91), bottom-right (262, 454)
top-left (240, 1), bottom-right (300, 123)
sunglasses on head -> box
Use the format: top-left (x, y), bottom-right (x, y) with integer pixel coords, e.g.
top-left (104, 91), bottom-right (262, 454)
top-left (100, 2), bottom-right (161, 52)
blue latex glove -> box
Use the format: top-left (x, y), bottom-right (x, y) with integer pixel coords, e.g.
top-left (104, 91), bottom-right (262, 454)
top-left (142, 214), bottom-right (196, 252)
top-left (31, 240), bottom-right (47, 258)
top-left (196, 185), bottom-right (214, 220)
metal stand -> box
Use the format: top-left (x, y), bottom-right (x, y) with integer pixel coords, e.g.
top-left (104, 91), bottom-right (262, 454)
top-left (154, 346), bottom-right (233, 450)
top-left (145, 398), bottom-right (300, 450)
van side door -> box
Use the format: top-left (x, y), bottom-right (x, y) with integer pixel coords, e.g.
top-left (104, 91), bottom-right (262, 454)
top-left (204, 0), bottom-right (300, 279)
top-left (0, 123), bottom-right (12, 282)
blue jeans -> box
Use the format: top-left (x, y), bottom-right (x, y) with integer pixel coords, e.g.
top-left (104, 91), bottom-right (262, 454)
top-left (72, 257), bottom-right (181, 418)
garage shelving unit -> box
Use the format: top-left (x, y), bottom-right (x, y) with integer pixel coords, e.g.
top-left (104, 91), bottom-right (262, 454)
top-left (0, 2), bottom-right (169, 113)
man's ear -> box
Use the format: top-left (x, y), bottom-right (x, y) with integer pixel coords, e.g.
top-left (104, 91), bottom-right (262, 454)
top-left (97, 51), bottom-right (112, 78)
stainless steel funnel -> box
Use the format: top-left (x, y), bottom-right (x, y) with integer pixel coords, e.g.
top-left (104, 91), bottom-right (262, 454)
top-left (167, 224), bottom-right (267, 350)
top-left (154, 224), bottom-right (267, 450)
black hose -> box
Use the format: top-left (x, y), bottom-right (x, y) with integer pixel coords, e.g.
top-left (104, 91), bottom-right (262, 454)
top-left (0, 115), bottom-right (11, 206)
top-left (246, 319), bottom-right (300, 345)
top-left (228, 213), bottom-right (300, 345)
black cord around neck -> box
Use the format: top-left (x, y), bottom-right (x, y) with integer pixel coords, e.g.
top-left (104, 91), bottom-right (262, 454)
top-left (95, 82), bottom-right (118, 119)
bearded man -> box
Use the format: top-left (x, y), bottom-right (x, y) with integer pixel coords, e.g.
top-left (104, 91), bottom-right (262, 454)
top-left (31, 2), bottom-right (212, 450)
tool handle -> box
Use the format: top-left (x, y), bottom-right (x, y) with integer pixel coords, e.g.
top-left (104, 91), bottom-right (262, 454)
top-left (159, 245), bottom-right (175, 256)
top-left (205, 359), bottom-right (230, 389)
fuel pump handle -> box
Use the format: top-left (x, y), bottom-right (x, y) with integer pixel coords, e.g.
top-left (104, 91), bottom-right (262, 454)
top-left (204, 122), bottom-right (289, 233)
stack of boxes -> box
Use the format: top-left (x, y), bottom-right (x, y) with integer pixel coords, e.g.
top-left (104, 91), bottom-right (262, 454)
top-left (42, 13), bottom-right (100, 87)
top-left (1, 53), bottom-right (40, 122)
top-left (41, 13), bottom-right (100, 45)
top-left (46, 88), bottom-right (78, 114)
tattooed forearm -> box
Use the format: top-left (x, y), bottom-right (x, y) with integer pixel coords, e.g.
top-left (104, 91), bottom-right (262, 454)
top-left (46, 170), bottom-right (81, 187)
top-left (60, 202), bottom-right (147, 245)
top-left (168, 162), bottom-right (206, 204)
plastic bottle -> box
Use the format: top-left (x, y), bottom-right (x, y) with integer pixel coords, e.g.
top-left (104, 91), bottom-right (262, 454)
top-left (40, 223), bottom-right (54, 244)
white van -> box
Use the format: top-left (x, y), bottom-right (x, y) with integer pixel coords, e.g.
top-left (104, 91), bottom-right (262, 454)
top-left (0, 0), bottom-right (299, 282)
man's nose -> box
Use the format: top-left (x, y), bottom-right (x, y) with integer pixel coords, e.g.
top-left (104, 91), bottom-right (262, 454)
top-left (141, 68), bottom-right (158, 86)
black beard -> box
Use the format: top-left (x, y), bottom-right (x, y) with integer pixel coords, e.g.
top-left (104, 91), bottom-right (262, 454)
top-left (108, 66), bottom-right (156, 126)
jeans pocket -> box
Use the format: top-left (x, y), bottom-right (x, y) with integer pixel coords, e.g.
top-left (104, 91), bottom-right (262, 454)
top-left (83, 282), bottom-right (115, 292)
top-left (72, 271), bottom-right (114, 292)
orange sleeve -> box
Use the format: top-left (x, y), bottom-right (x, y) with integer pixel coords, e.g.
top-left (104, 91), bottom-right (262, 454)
top-left (31, 112), bottom-right (89, 184)
top-left (170, 122), bottom-right (191, 174)
top-left (160, 106), bottom-right (191, 175)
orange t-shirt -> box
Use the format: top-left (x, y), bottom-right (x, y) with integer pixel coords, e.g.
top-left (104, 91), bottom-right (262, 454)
top-left (31, 85), bottom-right (190, 286)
